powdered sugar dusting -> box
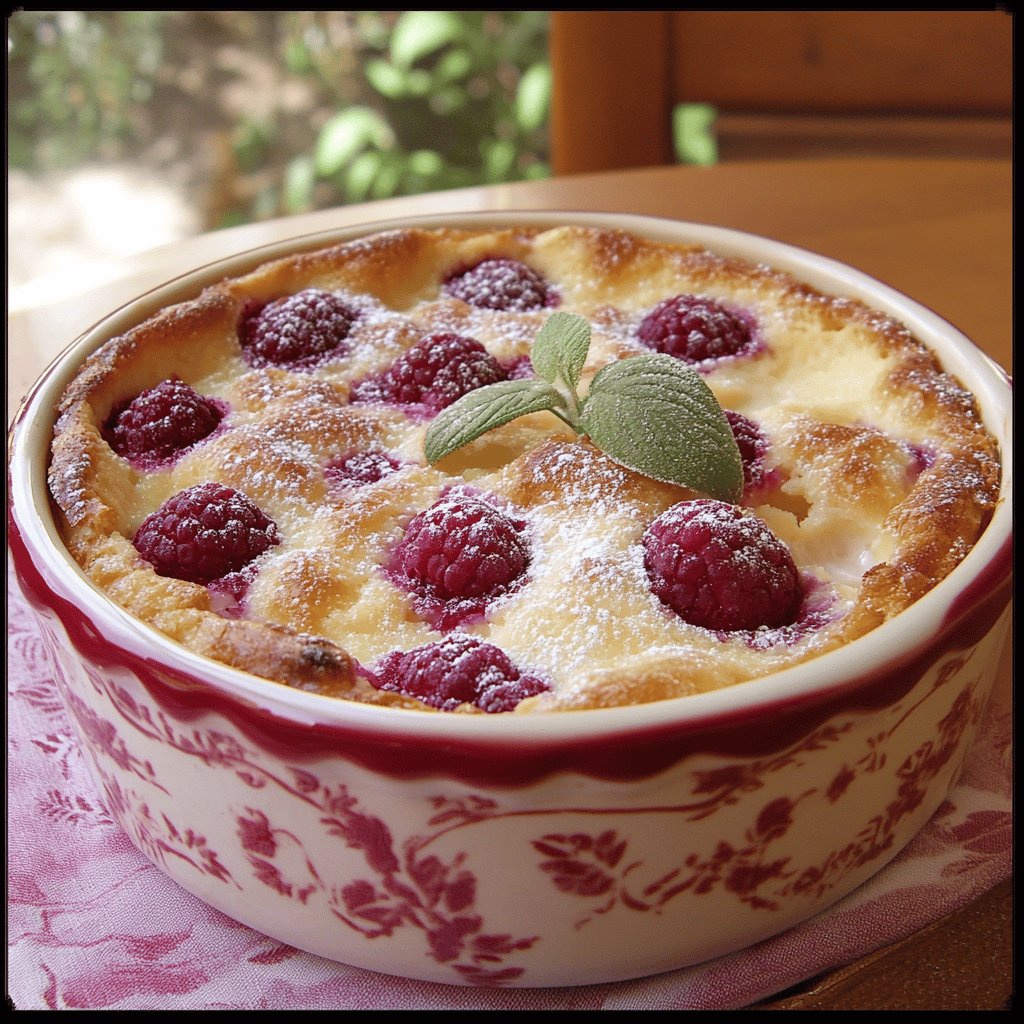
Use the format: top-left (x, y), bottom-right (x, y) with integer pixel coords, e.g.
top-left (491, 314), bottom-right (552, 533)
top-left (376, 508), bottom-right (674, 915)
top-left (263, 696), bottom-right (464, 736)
top-left (444, 257), bottom-right (555, 312)
top-left (53, 225), bottom-right (1002, 712)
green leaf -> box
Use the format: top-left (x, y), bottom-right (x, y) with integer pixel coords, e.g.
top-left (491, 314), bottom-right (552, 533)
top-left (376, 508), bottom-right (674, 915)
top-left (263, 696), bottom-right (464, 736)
top-left (434, 47), bottom-right (473, 83)
top-left (390, 10), bottom-right (461, 69)
top-left (343, 150), bottom-right (382, 203)
top-left (482, 138), bottom-right (516, 182)
top-left (408, 149), bottom-right (443, 176)
top-left (580, 354), bottom-right (743, 502)
top-left (314, 106), bottom-right (392, 177)
top-left (673, 102), bottom-right (718, 167)
top-left (425, 379), bottom-right (566, 465)
top-left (232, 118), bottom-right (270, 173)
top-left (428, 85), bottom-right (468, 116)
top-left (364, 57), bottom-right (407, 99)
top-left (369, 154), bottom-right (402, 200)
top-left (531, 312), bottom-right (591, 392)
top-left (405, 68), bottom-right (433, 96)
top-left (515, 62), bottom-right (551, 132)
top-left (283, 155), bottom-right (316, 214)
top-left (284, 37), bottom-right (313, 75)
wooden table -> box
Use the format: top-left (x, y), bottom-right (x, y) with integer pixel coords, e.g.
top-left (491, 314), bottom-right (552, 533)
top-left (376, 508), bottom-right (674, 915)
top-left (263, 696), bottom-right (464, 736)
top-left (7, 158), bottom-right (1011, 1009)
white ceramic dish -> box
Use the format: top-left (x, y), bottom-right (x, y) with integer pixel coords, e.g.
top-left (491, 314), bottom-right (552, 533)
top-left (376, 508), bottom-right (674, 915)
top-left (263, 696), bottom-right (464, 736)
top-left (8, 212), bottom-right (1012, 987)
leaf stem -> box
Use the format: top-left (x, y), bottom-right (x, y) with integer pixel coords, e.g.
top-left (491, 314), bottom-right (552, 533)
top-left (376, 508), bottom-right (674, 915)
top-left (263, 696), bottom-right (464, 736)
top-left (553, 382), bottom-right (583, 432)
top-left (549, 407), bottom-right (581, 433)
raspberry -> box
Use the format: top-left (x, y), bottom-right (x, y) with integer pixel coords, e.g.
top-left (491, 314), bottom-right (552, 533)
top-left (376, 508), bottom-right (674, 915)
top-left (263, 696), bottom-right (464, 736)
top-left (351, 333), bottom-right (507, 412)
top-left (239, 288), bottom-right (356, 368)
top-left (506, 353), bottom-right (538, 380)
top-left (388, 493), bottom-right (530, 628)
top-left (642, 499), bottom-right (800, 631)
top-left (372, 633), bottom-right (548, 712)
top-left (324, 450), bottom-right (401, 487)
top-left (444, 257), bottom-right (552, 311)
top-left (725, 410), bottom-right (770, 493)
top-left (105, 377), bottom-right (223, 463)
top-left (133, 482), bottom-right (280, 584)
top-left (638, 294), bottom-right (754, 364)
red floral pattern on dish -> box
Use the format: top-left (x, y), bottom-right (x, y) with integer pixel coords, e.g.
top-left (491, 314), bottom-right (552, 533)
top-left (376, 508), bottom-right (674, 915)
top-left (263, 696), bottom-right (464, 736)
top-left (7, 557), bottom-right (1012, 1007)
top-left (233, 797), bottom-right (539, 983)
top-left (49, 613), bottom-right (985, 967)
top-left (526, 654), bottom-right (988, 923)
top-left (53, 661), bottom-right (538, 982)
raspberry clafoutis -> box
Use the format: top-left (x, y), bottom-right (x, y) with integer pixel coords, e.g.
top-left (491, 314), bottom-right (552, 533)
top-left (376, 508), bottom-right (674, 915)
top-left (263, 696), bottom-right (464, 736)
top-left (47, 224), bottom-right (1002, 713)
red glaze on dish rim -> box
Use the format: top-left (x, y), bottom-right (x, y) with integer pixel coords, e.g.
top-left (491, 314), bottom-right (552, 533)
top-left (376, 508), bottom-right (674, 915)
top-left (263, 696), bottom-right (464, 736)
top-left (7, 212), bottom-right (1013, 787)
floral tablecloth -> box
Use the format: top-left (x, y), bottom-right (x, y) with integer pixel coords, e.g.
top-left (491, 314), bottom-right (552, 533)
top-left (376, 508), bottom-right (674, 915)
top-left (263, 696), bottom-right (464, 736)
top-left (7, 559), bottom-right (1012, 1010)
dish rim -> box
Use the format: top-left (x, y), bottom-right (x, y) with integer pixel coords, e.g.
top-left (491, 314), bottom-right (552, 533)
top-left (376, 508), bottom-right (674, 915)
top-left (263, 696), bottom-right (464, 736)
top-left (8, 209), bottom-right (1014, 744)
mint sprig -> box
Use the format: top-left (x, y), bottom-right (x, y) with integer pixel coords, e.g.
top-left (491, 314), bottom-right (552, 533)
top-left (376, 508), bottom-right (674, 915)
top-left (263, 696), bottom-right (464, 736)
top-left (423, 378), bottom-right (567, 465)
top-left (424, 312), bottom-right (744, 503)
top-left (531, 310), bottom-right (590, 393)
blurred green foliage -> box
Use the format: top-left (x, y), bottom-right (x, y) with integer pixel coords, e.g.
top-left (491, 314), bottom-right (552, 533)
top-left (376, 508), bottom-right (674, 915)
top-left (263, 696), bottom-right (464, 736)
top-left (7, 10), bottom-right (171, 169)
top-left (277, 11), bottom-right (551, 215)
top-left (7, 10), bottom-right (552, 226)
top-left (673, 103), bottom-right (719, 166)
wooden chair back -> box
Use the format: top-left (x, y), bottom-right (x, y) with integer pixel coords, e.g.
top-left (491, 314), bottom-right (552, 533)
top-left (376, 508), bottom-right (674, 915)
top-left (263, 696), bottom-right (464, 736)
top-left (549, 11), bottom-right (1012, 173)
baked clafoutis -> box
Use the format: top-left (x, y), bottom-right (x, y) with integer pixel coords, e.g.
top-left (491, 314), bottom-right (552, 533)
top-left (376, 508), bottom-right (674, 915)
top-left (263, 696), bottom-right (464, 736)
top-left (48, 226), bottom-right (1001, 713)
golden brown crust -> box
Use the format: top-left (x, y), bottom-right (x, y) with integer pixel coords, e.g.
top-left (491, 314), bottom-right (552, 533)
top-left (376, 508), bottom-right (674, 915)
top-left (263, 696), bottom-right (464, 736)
top-left (47, 225), bottom-right (1002, 711)
top-left (505, 438), bottom-right (694, 513)
top-left (185, 616), bottom-right (358, 698)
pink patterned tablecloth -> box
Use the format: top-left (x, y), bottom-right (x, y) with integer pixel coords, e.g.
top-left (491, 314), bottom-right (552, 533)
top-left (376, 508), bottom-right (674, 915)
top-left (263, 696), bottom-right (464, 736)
top-left (6, 558), bottom-right (1012, 1011)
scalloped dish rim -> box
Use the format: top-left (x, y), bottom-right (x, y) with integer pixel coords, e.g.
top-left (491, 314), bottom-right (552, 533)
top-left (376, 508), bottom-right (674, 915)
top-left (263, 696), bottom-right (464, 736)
top-left (8, 210), bottom-right (1014, 742)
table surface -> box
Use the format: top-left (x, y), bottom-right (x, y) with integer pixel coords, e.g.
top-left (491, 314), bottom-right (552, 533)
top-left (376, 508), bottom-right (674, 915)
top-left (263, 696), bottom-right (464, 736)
top-left (7, 157), bottom-right (1012, 1010)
